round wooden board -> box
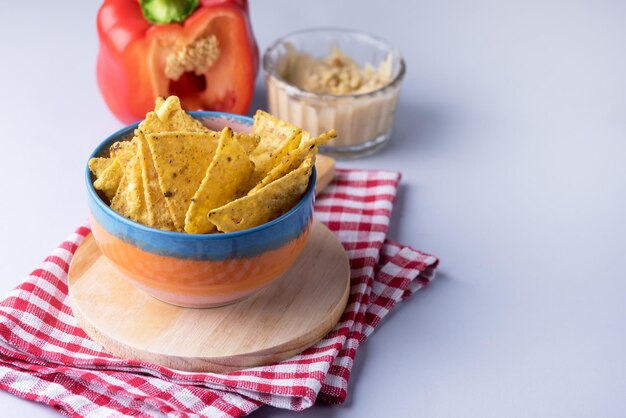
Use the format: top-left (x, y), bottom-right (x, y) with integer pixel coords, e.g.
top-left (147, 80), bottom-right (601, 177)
top-left (68, 221), bottom-right (350, 373)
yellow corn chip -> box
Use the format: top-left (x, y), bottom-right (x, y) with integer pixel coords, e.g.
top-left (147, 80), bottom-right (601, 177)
top-left (141, 96), bottom-right (208, 134)
top-left (91, 140), bottom-right (135, 210)
top-left (250, 110), bottom-right (303, 174)
top-left (250, 141), bottom-right (317, 194)
top-left (301, 129), bottom-right (337, 148)
top-left (110, 173), bottom-right (129, 216)
top-left (252, 110), bottom-right (300, 148)
top-left (234, 132), bottom-right (260, 155)
top-left (88, 157), bottom-right (114, 179)
top-left (110, 139), bottom-right (137, 169)
top-left (137, 132), bottom-right (175, 231)
top-left (143, 128), bottom-right (257, 154)
top-left (251, 132), bottom-right (301, 180)
top-left (185, 128), bottom-right (254, 234)
top-left (208, 158), bottom-right (313, 233)
top-left (100, 139), bottom-right (138, 201)
top-left (248, 128), bottom-right (335, 193)
top-left (109, 162), bottom-right (149, 225)
top-left (93, 158), bottom-right (123, 201)
top-left (194, 131), bottom-right (259, 155)
top-left (154, 96), bottom-right (165, 112)
top-left (119, 152), bottom-right (150, 225)
top-left (147, 132), bottom-right (218, 231)
top-left (141, 111), bottom-right (210, 135)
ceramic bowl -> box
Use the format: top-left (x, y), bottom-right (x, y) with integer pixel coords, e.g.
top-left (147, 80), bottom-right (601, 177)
top-left (263, 28), bottom-right (406, 158)
top-left (86, 112), bottom-right (316, 308)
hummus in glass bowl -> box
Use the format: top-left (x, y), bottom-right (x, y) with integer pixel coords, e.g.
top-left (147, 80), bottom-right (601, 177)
top-left (263, 28), bottom-right (406, 158)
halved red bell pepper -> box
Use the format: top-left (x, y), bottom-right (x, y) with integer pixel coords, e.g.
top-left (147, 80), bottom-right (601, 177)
top-left (97, 0), bottom-right (259, 123)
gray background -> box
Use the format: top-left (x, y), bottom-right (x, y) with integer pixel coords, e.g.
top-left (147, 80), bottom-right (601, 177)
top-left (1, 0), bottom-right (625, 416)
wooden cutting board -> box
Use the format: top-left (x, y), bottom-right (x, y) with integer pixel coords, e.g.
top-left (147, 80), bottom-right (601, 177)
top-left (68, 221), bottom-right (349, 373)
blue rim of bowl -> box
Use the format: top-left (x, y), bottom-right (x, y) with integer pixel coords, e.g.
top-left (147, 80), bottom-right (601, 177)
top-left (86, 111), bottom-right (317, 241)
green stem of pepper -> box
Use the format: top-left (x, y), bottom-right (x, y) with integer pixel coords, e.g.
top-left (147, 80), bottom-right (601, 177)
top-left (139, 0), bottom-right (199, 24)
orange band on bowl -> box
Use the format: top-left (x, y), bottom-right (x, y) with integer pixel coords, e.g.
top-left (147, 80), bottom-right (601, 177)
top-left (91, 219), bottom-right (311, 297)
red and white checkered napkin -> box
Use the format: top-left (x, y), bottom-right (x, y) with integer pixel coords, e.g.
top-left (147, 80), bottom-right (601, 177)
top-left (0, 169), bottom-right (438, 417)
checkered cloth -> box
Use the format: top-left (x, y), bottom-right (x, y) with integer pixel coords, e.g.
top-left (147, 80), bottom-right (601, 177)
top-left (0, 169), bottom-right (438, 417)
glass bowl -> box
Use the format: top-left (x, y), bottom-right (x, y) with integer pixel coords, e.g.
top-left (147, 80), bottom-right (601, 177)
top-left (263, 28), bottom-right (406, 158)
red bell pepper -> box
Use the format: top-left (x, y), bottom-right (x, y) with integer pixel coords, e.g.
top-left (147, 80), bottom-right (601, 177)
top-left (97, 0), bottom-right (259, 123)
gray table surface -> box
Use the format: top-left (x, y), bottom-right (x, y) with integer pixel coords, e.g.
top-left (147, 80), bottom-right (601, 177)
top-left (1, 0), bottom-right (625, 416)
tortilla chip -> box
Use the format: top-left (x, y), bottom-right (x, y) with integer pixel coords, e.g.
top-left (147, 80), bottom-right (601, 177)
top-left (121, 152), bottom-right (150, 225)
top-left (109, 141), bottom-right (141, 222)
top-left (252, 110), bottom-right (300, 148)
top-left (147, 131), bottom-right (218, 231)
top-left (107, 138), bottom-right (143, 220)
top-left (93, 158), bottom-right (123, 201)
top-left (250, 110), bottom-right (303, 174)
top-left (234, 132), bottom-right (261, 155)
top-left (110, 139), bottom-right (137, 169)
top-left (251, 131), bottom-right (301, 182)
top-left (208, 159), bottom-right (313, 233)
top-left (301, 129), bottom-right (337, 148)
top-left (154, 96), bottom-right (165, 112)
top-left (137, 132), bottom-right (175, 231)
top-left (184, 128), bottom-right (254, 234)
top-left (88, 157), bottom-right (114, 179)
top-left (96, 139), bottom-right (137, 201)
top-left (110, 173), bottom-right (129, 216)
top-left (250, 141), bottom-right (317, 194)
top-left (109, 158), bottom-right (150, 226)
top-left (248, 129), bottom-right (334, 192)
top-left (191, 131), bottom-right (259, 155)
top-left (141, 96), bottom-right (208, 134)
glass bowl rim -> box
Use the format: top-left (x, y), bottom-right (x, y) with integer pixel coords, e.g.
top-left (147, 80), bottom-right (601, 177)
top-left (262, 27), bottom-right (406, 100)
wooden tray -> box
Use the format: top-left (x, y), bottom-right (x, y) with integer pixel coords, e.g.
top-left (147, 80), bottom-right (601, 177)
top-left (68, 221), bottom-right (350, 373)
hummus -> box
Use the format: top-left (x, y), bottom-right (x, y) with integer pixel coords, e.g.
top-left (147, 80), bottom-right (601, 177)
top-left (279, 44), bottom-right (392, 95)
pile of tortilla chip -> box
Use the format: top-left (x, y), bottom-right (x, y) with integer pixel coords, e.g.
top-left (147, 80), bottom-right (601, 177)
top-left (89, 96), bottom-right (335, 234)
